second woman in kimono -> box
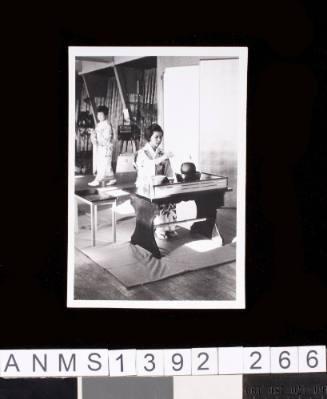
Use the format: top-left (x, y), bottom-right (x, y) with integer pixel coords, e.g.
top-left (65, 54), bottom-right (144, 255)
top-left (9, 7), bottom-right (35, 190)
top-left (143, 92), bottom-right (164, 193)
top-left (88, 105), bottom-right (116, 187)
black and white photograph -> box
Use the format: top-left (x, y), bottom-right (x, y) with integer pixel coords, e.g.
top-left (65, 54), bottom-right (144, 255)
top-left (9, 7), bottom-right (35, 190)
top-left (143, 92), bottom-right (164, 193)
top-left (1, 4), bottom-right (327, 398)
top-left (67, 47), bottom-right (247, 308)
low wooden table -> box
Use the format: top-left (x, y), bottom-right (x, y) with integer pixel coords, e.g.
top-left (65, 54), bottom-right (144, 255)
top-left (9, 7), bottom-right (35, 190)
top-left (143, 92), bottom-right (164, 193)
top-left (129, 173), bottom-right (230, 258)
top-left (75, 188), bottom-right (130, 246)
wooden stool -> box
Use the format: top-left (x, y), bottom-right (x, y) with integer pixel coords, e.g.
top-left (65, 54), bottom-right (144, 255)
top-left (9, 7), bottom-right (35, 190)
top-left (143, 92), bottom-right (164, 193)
top-left (118, 124), bottom-right (140, 154)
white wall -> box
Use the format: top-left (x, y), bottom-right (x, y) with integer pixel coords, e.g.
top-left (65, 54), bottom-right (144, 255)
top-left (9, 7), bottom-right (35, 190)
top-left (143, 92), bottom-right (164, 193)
top-left (157, 57), bottom-right (218, 126)
top-left (163, 65), bottom-right (200, 171)
top-left (157, 56), bottom-right (240, 207)
top-left (199, 59), bottom-right (239, 207)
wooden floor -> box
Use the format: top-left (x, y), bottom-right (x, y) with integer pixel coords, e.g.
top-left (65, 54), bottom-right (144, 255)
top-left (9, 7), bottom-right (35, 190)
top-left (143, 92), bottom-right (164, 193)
top-left (74, 173), bottom-right (237, 301)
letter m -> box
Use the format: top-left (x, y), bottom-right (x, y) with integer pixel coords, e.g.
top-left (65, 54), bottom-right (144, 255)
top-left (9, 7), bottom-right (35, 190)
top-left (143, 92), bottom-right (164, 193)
top-left (58, 353), bottom-right (76, 372)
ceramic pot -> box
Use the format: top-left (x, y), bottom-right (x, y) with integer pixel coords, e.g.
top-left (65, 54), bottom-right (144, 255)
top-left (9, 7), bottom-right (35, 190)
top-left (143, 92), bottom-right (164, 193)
top-left (181, 162), bottom-right (196, 175)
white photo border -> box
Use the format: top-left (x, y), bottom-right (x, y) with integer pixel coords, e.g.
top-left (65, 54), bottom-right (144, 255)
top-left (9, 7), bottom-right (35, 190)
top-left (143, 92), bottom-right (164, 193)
top-left (67, 46), bottom-right (248, 309)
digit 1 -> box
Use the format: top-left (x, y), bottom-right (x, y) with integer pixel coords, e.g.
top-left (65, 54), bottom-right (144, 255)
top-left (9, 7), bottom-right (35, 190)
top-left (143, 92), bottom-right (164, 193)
top-left (116, 354), bottom-right (123, 373)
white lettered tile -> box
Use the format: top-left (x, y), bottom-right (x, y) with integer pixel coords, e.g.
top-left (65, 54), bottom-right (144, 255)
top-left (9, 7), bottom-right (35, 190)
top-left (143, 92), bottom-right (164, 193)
top-left (191, 348), bottom-right (218, 375)
top-left (271, 347), bottom-right (299, 373)
top-left (108, 349), bottom-right (136, 376)
top-left (164, 349), bottom-right (192, 375)
top-left (243, 347), bottom-right (270, 374)
top-left (0, 350), bottom-right (30, 377)
top-left (136, 350), bottom-right (164, 376)
top-left (74, 349), bottom-right (109, 376)
top-left (298, 346), bottom-right (326, 373)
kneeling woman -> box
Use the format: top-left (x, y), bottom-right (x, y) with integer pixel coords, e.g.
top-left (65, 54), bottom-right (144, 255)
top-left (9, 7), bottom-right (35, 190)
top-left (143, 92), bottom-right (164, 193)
top-left (135, 123), bottom-right (178, 239)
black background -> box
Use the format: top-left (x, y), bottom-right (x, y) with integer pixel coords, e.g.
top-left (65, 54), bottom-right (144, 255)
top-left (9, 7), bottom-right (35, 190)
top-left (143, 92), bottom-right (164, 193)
top-left (0, 2), bottom-right (326, 349)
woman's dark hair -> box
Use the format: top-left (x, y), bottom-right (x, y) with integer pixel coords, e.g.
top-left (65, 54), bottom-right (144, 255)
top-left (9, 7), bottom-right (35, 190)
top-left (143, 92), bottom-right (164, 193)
top-left (144, 123), bottom-right (164, 141)
top-left (97, 105), bottom-right (109, 117)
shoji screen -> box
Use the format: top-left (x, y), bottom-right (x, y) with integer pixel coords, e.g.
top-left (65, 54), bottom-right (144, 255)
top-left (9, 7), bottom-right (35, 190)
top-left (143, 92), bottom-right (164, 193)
top-left (199, 59), bottom-right (239, 207)
top-left (163, 65), bottom-right (200, 174)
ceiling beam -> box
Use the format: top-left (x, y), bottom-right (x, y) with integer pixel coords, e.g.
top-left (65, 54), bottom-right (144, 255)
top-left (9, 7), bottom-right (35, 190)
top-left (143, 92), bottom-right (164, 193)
top-left (77, 56), bottom-right (144, 75)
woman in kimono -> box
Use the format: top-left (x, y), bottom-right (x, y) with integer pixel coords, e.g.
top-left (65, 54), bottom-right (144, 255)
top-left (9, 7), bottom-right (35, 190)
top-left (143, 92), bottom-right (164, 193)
top-left (88, 105), bottom-right (116, 187)
top-left (135, 123), bottom-right (178, 239)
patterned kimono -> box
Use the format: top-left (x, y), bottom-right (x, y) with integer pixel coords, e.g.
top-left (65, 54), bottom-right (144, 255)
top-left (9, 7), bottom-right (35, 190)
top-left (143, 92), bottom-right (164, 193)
top-left (92, 120), bottom-right (114, 181)
top-left (135, 143), bottom-right (177, 233)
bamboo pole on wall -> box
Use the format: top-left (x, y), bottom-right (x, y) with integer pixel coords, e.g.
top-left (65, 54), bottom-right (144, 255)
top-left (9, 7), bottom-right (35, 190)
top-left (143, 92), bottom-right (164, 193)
top-left (148, 70), bottom-right (152, 123)
top-left (113, 65), bottom-right (132, 121)
top-left (82, 74), bottom-right (99, 174)
top-left (145, 70), bottom-right (149, 105)
top-left (81, 75), bottom-right (98, 126)
top-left (149, 69), bottom-right (153, 105)
top-left (153, 68), bottom-right (157, 122)
top-left (150, 69), bottom-right (156, 123)
top-left (148, 69), bottom-right (152, 107)
top-left (145, 70), bottom-right (150, 126)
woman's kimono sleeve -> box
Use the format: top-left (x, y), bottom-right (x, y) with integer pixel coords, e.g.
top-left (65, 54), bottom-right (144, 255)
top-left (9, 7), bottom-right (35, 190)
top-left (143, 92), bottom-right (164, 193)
top-left (135, 149), bottom-right (156, 180)
top-left (97, 123), bottom-right (112, 146)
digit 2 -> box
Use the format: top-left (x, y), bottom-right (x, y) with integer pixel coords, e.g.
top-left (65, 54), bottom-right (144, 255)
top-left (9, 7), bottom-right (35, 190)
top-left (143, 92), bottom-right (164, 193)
top-left (197, 352), bottom-right (209, 370)
top-left (250, 351), bottom-right (262, 369)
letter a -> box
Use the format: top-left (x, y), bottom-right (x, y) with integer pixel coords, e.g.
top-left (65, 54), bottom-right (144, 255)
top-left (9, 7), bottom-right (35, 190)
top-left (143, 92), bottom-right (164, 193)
top-left (4, 354), bottom-right (20, 372)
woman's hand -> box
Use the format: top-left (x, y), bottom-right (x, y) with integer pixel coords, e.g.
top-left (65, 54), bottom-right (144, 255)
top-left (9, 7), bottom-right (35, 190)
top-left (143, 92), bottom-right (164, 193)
top-left (90, 131), bottom-right (97, 144)
top-left (154, 151), bottom-right (174, 165)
